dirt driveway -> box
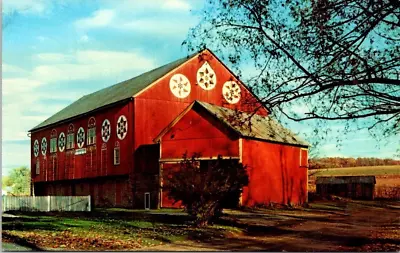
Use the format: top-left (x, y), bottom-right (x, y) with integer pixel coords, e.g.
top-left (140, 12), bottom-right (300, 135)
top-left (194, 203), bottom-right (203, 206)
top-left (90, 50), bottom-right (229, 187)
top-left (147, 200), bottom-right (400, 252)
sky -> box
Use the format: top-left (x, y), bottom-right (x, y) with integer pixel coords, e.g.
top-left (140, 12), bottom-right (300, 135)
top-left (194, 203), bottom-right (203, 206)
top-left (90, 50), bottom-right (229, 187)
top-left (2, 0), bottom-right (398, 176)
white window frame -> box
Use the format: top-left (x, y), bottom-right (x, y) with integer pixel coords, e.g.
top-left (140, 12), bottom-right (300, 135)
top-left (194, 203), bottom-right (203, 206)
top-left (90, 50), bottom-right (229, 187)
top-left (67, 133), bottom-right (75, 149)
top-left (50, 137), bottom-right (57, 153)
top-left (114, 147), bottom-right (120, 165)
top-left (87, 127), bottom-right (96, 145)
top-left (300, 148), bottom-right (308, 167)
top-left (36, 159), bottom-right (40, 175)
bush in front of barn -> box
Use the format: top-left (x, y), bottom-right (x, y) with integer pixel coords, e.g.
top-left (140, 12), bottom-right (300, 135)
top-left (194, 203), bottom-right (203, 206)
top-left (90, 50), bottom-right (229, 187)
top-left (163, 153), bottom-right (249, 227)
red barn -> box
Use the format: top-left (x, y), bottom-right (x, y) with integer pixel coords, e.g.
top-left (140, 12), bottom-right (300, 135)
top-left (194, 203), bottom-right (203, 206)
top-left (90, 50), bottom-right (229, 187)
top-left (29, 49), bottom-right (309, 208)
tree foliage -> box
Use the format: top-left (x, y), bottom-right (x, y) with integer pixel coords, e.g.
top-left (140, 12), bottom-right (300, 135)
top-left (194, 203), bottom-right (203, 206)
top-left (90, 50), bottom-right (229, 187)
top-left (4, 167), bottom-right (31, 195)
top-left (163, 153), bottom-right (249, 226)
top-left (185, 0), bottom-right (400, 141)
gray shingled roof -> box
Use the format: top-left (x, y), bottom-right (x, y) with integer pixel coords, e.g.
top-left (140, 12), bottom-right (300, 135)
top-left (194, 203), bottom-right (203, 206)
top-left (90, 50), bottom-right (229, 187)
top-left (316, 176), bottom-right (376, 184)
top-left (30, 52), bottom-right (198, 132)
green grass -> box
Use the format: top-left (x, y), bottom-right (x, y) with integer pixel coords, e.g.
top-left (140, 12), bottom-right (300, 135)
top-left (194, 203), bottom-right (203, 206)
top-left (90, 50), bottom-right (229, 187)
top-left (308, 203), bottom-right (345, 211)
top-left (3, 214), bottom-right (181, 246)
top-left (2, 242), bottom-right (32, 251)
top-left (2, 209), bottom-right (239, 250)
top-left (310, 165), bottom-right (400, 177)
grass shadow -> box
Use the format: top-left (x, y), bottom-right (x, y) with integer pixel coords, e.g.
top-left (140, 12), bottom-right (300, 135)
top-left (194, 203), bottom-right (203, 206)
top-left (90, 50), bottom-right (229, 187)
top-left (2, 232), bottom-right (44, 251)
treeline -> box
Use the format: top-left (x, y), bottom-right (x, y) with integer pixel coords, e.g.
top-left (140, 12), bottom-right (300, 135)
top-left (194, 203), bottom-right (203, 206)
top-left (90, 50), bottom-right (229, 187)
top-left (309, 157), bottom-right (400, 170)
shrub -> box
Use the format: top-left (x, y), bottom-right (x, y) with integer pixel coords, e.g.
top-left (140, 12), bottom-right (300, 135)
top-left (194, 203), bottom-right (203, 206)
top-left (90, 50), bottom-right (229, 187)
top-left (163, 153), bottom-right (249, 226)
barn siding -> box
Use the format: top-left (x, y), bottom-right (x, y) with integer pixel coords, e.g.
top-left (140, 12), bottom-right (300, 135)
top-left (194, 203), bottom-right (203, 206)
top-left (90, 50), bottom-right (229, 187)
top-left (134, 50), bottom-right (268, 151)
top-left (31, 101), bottom-right (134, 183)
top-left (159, 109), bottom-right (240, 160)
top-left (241, 139), bottom-right (308, 206)
top-left (34, 176), bottom-right (131, 207)
top-left (136, 51), bottom-right (268, 117)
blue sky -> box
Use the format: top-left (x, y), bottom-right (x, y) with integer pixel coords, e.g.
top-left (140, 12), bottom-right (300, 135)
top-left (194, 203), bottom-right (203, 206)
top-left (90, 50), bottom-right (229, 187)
top-left (2, 0), bottom-right (398, 176)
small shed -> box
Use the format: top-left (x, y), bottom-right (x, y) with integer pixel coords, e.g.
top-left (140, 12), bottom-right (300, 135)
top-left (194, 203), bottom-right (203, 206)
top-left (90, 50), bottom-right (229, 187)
top-left (316, 176), bottom-right (376, 200)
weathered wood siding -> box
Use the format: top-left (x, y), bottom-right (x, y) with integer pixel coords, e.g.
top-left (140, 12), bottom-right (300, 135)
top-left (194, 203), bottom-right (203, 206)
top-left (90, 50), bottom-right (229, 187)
top-left (2, 196), bottom-right (91, 212)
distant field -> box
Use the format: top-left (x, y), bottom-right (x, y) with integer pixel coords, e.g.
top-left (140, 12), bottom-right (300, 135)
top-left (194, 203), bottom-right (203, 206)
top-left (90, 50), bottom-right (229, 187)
top-left (309, 165), bottom-right (400, 177)
top-left (308, 165), bottom-right (400, 199)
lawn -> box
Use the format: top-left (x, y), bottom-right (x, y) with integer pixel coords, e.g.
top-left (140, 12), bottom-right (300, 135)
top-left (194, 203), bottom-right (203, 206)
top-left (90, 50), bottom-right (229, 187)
top-left (2, 209), bottom-right (238, 251)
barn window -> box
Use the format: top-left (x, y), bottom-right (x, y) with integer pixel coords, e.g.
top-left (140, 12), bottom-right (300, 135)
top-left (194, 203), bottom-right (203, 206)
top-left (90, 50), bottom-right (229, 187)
top-left (36, 159), bottom-right (40, 175)
top-left (87, 117), bottom-right (96, 145)
top-left (67, 133), bottom-right (75, 149)
top-left (87, 128), bottom-right (96, 145)
top-left (114, 141), bottom-right (120, 165)
top-left (50, 129), bottom-right (57, 153)
top-left (300, 148), bottom-right (308, 167)
top-left (67, 124), bottom-right (75, 149)
top-left (114, 148), bottom-right (120, 165)
top-left (50, 138), bottom-right (57, 153)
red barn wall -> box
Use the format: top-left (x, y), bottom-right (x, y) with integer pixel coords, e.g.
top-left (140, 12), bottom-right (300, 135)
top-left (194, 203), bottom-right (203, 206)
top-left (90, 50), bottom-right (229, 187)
top-left (31, 101), bottom-right (134, 183)
top-left (35, 177), bottom-right (131, 207)
top-left (241, 139), bottom-right (308, 206)
top-left (134, 50), bottom-right (267, 149)
top-left (160, 109), bottom-right (240, 160)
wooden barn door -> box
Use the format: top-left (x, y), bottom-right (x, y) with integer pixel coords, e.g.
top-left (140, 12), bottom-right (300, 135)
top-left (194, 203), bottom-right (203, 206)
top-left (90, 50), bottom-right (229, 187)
top-left (161, 163), bottom-right (182, 208)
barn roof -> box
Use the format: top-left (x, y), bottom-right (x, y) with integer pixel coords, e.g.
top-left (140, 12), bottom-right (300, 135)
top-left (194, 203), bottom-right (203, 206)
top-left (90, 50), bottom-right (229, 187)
top-left (155, 101), bottom-right (310, 147)
top-left (316, 176), bottom-right (376, 185)
top-left (29, 52), bottom-right (198, 132)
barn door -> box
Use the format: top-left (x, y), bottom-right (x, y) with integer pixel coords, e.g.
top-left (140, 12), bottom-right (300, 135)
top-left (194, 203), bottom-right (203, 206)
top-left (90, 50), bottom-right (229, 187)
top-left (144, 192), bottom-right (150, 210)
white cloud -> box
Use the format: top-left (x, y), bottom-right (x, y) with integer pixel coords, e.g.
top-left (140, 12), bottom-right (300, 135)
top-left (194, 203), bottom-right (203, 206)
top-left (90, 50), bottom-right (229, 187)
top-left (35, 53), bottom-right (74, 63)
top-left (2, 78), bottom-right (44, 95)
top-left (2, 64), bottom-right (27, 74)
top-left (36, 36), bottom-right (48, 42)
top-left (79, 34), bottom-right (90, 43)
top-left (112, 0), bottom-right (191, 12)
top-left (31, 50), bottom-right (155, 83)
top-left (74, 1), bottom-right (196, 36)
top-left (163, 0), bottom-right (191, 11)
top-left (74, 9), bottom-right (115, 29)
top-left (120, 18), bottom-right (195, 35)
top-left (2, 0), bottom-right (52, 15)
top-left (3, 49), bottom-right (155, 145)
